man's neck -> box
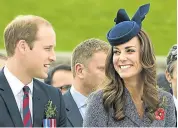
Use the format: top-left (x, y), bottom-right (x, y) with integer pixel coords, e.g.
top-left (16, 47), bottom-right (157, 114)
top-left (6, 60), bottom-right (32, 85)
top-left (72, 80), bottom-right (93, 97)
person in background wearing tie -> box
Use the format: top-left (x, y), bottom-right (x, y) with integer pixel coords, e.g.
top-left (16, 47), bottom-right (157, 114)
top-left (0, 15), bottom-right (67, 127)
top-left (63, 38), bottom-right (110, 127)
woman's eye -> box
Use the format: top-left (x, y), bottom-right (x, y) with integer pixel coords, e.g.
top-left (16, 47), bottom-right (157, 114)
top-left (127, 49), bottom-right (135, 53)
top-left (113, 50), bottom-right (120, 55)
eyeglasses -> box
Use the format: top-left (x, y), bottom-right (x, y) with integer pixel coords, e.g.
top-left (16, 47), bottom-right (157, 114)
top-left (57, 84), bottom-right (71, 91)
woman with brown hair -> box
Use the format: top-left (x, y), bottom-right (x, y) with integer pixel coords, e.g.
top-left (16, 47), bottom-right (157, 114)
top-left (83, 4), bottom-right (176, 127)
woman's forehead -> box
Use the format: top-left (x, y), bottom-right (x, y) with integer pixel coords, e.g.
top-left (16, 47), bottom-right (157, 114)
top-left (113, 37), bottom-right (140, 49)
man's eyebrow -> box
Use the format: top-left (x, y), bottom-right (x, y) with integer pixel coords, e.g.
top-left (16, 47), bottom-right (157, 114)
top-left (44, 45), bottom-right (54, 47)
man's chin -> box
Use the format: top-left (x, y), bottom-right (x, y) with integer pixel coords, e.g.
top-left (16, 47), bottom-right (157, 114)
top-left (35, 73), bottom-right (48, 79)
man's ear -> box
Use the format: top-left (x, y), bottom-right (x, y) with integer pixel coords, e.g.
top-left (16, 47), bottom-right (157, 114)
top-left (165, 70), bottom-right (172, 83)
top-left (75, 63), bottom-right (85, 79)
top-left (16, 40), bottom-right (30, 54)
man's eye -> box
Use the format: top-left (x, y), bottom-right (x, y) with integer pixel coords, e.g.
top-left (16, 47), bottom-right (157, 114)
top-left (98, 67), bottom-right (105, 71)
top-left (45, 48), bottom-right (51, 51)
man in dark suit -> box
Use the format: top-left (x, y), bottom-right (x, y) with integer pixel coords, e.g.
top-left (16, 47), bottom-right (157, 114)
top-left (63, 38), bottom-right (109, 127)
top-left (0, 15), bottom-right (67, 127)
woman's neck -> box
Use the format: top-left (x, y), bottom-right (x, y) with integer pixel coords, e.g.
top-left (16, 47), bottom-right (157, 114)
top-left (124, 77), bottom-right (144, 100)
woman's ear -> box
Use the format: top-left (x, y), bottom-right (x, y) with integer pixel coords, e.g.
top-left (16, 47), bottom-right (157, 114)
top-left (165, 70), bottom-right (172, 83)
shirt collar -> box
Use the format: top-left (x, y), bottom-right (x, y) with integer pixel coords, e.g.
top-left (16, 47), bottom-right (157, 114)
top-left (4, 66), bottom-right (33, 96)
top-left (70, 86), bottom-right (87, 109)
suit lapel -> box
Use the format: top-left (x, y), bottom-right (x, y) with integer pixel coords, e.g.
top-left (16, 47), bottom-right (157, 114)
top-left (63, 90), bottom-right (83, 127)
top-left (32, 80), bottom-right (47, 127)
top-left (0, 69), bottom-right (23, 127)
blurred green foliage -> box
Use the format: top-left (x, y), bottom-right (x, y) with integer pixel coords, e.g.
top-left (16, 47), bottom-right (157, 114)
top-left (0, 0), bottom-right (176, 55)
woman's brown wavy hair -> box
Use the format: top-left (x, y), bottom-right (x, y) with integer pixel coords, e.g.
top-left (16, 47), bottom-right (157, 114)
top-left (103, 29), bottom-right (159, 121)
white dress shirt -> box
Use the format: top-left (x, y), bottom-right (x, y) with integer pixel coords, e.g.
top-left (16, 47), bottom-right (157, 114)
top-left (4, 66), bottom-right (33, 122)
top-left (70, 86), bottom-right (87, 119)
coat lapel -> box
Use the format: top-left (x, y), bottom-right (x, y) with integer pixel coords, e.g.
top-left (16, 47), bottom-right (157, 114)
top-left (0, 69), bottom-right (23, 127)
top-left (124, 88), bottom-right (164, 127)
top-left (124, 88), bottom-right (145, 127)
top-left (63, 90), bottom-right (83, 127)
top-left (32, 81), bottom-right (47, 127)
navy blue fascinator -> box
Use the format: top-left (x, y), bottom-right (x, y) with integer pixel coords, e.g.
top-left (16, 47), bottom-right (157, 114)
top-left (107, 4), bottom-right (150, 46)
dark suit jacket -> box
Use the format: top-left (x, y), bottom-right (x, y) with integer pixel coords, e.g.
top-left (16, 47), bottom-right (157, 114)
top-left (0, 69), bottom-right (67, 127)
top-left (63, 90), bottom-right (83, 127)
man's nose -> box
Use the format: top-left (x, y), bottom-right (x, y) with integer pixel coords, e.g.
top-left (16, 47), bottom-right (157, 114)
top-left (49, 50), bottom-right (56, 62)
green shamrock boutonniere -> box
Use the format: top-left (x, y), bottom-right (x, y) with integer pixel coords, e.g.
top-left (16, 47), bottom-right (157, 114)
top-left (44, 100), bottom-right (57, 119)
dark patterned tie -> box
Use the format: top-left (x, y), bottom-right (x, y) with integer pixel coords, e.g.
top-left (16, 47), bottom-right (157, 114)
top-left (23, 86), bottom-right (32, 127)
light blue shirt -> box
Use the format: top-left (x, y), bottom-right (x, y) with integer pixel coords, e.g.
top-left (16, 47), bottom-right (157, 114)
top-left (70, 86), bottom-right (87, 119)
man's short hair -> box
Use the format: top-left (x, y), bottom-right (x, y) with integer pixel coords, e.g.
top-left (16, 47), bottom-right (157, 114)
top-left (71, 38), bottom-right (110, 77)
top-left (44, 64), bottom-right (71, 85)
top-left (4, 15), bottom-right (52, 57)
